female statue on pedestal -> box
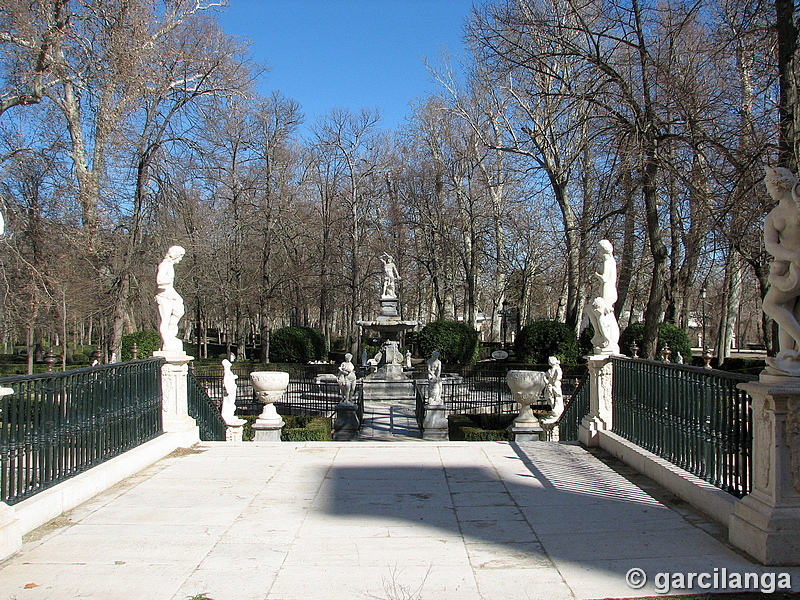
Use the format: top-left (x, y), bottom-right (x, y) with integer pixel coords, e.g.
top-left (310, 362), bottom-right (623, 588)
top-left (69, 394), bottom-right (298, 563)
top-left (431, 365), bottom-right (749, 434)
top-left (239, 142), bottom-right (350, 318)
top-left (380, 253), bottom-right (400, 299)
top-left (587, 240), bottom-right (620, 355)
top-left (427, 351), bottom-right (443, 405)
top-left (337, 353), bottom-right (357, 404)
top-left (762, 166), bottom-right (800, 376)
top-left (155, 245), bottom-right (186, 353)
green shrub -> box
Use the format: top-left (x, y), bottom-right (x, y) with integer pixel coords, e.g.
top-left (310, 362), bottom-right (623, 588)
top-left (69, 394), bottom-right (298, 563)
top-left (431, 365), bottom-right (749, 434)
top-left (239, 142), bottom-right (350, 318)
top-left (448, 413), bottom-right (515, 441)
top-left (579, 324), bottom-right (594, 356)
top-left (121, 331), bottom-right (162, 361)
top-left (281, 416), bottom-right (331, 441)
top-left (417, 321), bottom-right (479, 365)
top-left (514, 320), bottom-right (579, 364)
top-left (269, 327), bottom-right (327, 363)
top-left (70, 351), bottom-right (91, 365)
top-left (620, 322), bottom-right (693, 362)
top-left (462, 427), bottom-right (510, 441)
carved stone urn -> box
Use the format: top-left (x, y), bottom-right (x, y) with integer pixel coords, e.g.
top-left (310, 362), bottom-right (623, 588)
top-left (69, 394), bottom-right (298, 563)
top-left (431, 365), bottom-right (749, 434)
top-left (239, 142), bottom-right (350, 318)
top-left (250, 371), bottom-right (289, 440)
top-left (506, 370), bottom-right (547, 433)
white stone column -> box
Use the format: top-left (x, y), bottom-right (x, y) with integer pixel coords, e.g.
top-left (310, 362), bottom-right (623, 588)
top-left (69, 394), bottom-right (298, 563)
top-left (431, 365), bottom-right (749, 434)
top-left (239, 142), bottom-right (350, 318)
top-left (578, 355), bottom-right (614, 447)
top-left (729, 381), bottom-right (800, 565)
top-left (0, 387), bottom-right (21, 561)
top-left (153, 351), bottom-right (199, 446)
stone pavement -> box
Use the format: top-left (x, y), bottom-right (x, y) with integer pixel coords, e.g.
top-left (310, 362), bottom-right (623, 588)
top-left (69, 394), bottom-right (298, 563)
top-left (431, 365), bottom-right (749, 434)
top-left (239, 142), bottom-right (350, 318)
top-left (1, 439), bottom-right (797, 600)
top-left (358, 400), bottom-right (423, 440)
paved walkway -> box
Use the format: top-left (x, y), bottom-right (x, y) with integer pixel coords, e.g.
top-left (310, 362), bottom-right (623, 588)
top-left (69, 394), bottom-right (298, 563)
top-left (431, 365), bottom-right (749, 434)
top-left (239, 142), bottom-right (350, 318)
top-left (358, 400), bottom-right (422, 440)
top-left (1, 436), bottom-right (798, 600)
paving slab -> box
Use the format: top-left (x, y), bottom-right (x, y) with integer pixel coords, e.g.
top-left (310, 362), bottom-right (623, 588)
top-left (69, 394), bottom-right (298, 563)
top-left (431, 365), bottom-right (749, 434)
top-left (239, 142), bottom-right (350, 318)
top-left (1, 440), bottom-right (799, 600)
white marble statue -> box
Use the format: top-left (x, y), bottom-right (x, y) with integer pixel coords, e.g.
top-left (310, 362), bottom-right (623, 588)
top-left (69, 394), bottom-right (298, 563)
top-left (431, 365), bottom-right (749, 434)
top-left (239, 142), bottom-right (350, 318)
top-left (427, 350), bottom-right (443, 404)
top-left (545, 356), bottom-right (563, 418)
top-left (405, 350), bottom-right (412, 369)
top-left (380, 253), bottom-right (400, 299)
top-left (587, 239), bottom-right (620, 355)
top-left (155, 245), bottom-right (186, 354)
top-left (337, 352), bottom-right (357, 404)
top-left (762, 166), bottom-right (800, 376)
top-left (221, 358), bottom-right (244, 427)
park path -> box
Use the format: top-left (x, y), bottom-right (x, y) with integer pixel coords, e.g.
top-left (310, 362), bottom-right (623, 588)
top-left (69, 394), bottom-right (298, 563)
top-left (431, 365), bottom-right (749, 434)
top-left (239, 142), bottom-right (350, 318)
top-left (357, 400), bottom-right (424, 441)
top-left (1, 438), bottom-right (796, 600)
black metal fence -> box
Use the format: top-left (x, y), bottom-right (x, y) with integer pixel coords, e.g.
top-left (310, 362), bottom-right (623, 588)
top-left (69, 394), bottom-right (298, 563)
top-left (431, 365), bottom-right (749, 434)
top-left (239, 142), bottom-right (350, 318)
top-left (0, 358), bottom-right (164, 505)
top-left (193, 363), bottom-right (364, 421)
top-left (187, 371), bottom-right (227, 441)
top-left (554, 375), bottom-right (589, 441)
top-left (445, 363), bottom-right (585, 415)
top-left (611, 357), bottom-right (755, 497)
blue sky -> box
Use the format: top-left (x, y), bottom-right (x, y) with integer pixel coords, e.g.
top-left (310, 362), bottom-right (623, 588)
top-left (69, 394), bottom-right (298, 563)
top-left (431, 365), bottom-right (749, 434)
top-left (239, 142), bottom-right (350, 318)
top-left (216, 0), bottom-right (474, 133)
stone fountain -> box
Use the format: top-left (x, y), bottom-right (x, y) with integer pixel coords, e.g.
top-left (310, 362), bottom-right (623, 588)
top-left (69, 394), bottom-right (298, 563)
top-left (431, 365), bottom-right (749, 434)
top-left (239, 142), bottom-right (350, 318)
top-left (357, 253), bottom-right (419, 401)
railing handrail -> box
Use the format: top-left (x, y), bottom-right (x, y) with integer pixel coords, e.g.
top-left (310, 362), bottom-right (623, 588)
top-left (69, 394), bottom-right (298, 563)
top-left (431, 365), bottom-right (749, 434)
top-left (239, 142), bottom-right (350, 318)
top-left (0, 356), bottom-right (165, 384)
top-left (611, 355), bottom-right (758, 383)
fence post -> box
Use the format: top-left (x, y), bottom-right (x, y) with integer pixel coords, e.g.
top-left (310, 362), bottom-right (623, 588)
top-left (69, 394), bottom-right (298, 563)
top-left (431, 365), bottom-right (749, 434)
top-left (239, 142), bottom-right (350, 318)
top-left (729, 381), bottom-right (800, 565)
top-left (153, 351), bottom-right (199, 446)
top-left (0, 387), bottom-right (21, 561)
top-left (578, 355), bottom-right (614, 447)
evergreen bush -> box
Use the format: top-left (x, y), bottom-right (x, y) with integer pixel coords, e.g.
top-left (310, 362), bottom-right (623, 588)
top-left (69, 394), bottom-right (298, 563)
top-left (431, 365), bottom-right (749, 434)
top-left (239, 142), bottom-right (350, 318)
top-left (620, 322), bottom-right (693, 362)
top-left (121, 331), bottom-right (162, 360)
top-left (417, 320), bottom-right (479, 364)
top-left (514, 320), bottom-right (580, 364)
top-left (269, 327), bottom-right (327, 363)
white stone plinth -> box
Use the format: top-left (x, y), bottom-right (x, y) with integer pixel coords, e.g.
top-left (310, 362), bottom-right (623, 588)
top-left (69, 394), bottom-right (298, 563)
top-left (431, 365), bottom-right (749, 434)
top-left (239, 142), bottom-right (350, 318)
top-left (153, 352), bottom-right (199, 443)
top-left (422, 404), bottom-right (448, 440)
top-left (578, 355), bottom-right (614, 447)
top-left (0, 501), bottom-right (21, 561)
top-left (729, 380), bottom-right (800, 565)
top-left (225, 421), bottom-right (245, 442)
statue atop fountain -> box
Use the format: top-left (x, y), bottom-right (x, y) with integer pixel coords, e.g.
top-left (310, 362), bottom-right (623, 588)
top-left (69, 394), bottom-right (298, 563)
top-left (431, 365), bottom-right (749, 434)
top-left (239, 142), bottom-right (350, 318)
top-left (357, 253), bottom-right (419, 400)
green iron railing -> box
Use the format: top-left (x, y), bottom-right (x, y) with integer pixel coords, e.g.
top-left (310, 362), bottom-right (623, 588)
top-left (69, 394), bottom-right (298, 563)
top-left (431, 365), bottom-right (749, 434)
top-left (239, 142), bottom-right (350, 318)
top-left (611, 357), bottom-right (755, 497)
top-left (187, 371), bottom-right (227, 441)
top-left (0, 358), bottom-right (164, 505)
top-left (553, 375), bottom-right (589, 441)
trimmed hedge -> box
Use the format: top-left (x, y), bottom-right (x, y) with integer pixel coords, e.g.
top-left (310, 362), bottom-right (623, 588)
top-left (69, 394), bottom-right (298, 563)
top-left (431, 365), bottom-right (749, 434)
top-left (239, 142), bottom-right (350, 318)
top-left (281, 415), bottom-right (331, 442)
top-left (417, 320), bottom-right (479, 364)
top-left (121, 331), bottom-right (162, 361)
top-left (448, 413), bottom-right (515, 441)
top-left (269, 327), bottom-right (326, 363)
top-left (515, 320), bottom-right (580, 364)
top-left (620, 322), bottom-right (693, 362)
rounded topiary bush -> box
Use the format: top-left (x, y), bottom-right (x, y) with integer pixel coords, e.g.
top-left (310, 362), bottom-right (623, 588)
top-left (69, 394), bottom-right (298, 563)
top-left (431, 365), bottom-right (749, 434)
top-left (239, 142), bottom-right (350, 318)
top-left (417, 320), bottom-right (479, 364)
top-left (620, 322), bottom-right (693, 362)
top-left (269, 326), bottom-right (327, 363)
top-left (515, 320), bottom-right (579, 364)
top-left (579, 323), bottom-right (595, 356)
top-left (121, 331), bottom-right (162, 360)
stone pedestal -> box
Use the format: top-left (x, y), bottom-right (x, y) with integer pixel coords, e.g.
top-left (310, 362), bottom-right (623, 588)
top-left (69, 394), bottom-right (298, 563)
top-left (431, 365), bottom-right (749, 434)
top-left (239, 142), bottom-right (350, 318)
top-left (510, 423), bottom-right (543, 442)
top-left (422, 404), bottom-right (448, 440)
top-left (153, 351), bottom-right (199, 444)
top-left (578, 355), bottom-right (614, 447)
top-left (729, 381), bottom-right (800, 565)
top-left (225, 419), bottom-right (245, 442)
top-left (0, 388), bottom-right (20, 561)
top-left (0, 502), bottom-right (21, 562)
top-left (252, 421), bottom-right (283, 442)
top-left (333, 402), bottom-right (360, 441)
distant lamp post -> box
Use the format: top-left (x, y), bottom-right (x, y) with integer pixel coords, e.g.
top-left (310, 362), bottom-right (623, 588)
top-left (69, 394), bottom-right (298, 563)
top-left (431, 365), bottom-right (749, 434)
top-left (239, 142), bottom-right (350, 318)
top-left (500, 299), bottom-right (509, 349)
top-left (700, 287), bottom-right (707, 355)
